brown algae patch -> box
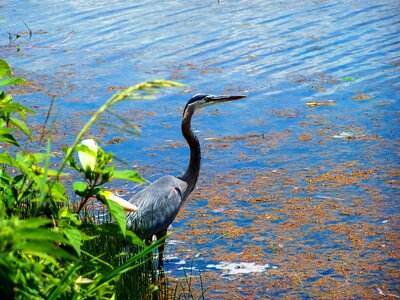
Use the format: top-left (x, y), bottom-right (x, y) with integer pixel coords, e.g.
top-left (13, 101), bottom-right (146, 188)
top-left (174, 160), bottom-right (399, 298)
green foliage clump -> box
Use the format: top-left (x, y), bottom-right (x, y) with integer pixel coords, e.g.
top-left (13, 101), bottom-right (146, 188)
top-left (0, 59), bottom-right (183, 299)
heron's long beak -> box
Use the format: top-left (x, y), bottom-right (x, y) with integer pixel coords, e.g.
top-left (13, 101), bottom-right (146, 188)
top-left (207, 94), bottom-right (247, 103)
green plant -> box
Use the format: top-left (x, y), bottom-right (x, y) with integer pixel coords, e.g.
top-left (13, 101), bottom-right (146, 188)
top-left (0, 63), bottom-right (31, 147)
top-left (0, 58), bottom-right (186, 299)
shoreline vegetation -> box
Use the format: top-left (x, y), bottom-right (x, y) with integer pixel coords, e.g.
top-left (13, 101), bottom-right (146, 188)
top-left (0, 59), bottom-right (201, 299)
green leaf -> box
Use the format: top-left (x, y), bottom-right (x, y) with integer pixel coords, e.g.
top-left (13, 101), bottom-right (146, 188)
top-left (9, 117), bottom-right (31, 137)
top-left (63, 227), bottom-right (81, 256)
top-left (0, 102), bottom-right (34, 119)
top-left (0, 153), bottom-right (17, 166)
top-left (78, 230), bottom-right (98, 241)
top-left (18, 218), bottom-right (52, 228)
top-left (0, 59), bottom-right (12, 78)
top-left (0, 77), bottom-right (26, 86)
top-left (0, 127), bottom-right (14, 135)
top-left (47, 263), bottom-right (83, 300)
top-left (58, 207), bottom-right (80, 226)
top-left (13, 102), bottom-right (35, 114)
top-left (13, 240), bottom-right (77, 260)
top-left (113, 170), bottom-right (145, 183)
top-left (125, 230), bottom-right (146, 247)
top-left (102, 195), bottom-right (127, 236)
top-left (0, 91), bottom-right (11, 102)
top-left (58, 206), bottom-right (70, 219)
top-left (49, 181), bottom-right (68, 202)
top-left (0, 133), bottom-right (19, 146)
top-left (101, 166), bottom-right (114, 183)
top-left (73, 181), bottom-right (88, 197)
top-left (63, 147), bottom-right (82, 171)
top-left (14, 227), bottom-right (69, 244)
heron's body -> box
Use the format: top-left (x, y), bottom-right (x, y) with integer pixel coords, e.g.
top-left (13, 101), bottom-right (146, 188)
top-left (127, 175), bottom-right (187, 241)
top-left (127, 94), bottom-right (246, 269)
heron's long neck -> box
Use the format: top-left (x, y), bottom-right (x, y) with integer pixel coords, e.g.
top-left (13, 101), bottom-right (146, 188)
top-left (179, 107), bottom-right (201, 200)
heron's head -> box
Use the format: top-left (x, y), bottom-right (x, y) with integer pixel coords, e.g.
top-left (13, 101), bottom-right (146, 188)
top-left (184, 94), bottom-right (246, 114)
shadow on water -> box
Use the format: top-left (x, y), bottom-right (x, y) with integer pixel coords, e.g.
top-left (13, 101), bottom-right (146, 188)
top-left (2, 0), bottom-right (399, 298)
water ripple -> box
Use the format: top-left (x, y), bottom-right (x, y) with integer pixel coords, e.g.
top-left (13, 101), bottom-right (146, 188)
top-left (1, 1), bottom-right (399, 297)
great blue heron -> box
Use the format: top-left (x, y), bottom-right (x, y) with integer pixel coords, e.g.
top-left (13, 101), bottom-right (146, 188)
top-left (127, 94), bottom-right (246, 269)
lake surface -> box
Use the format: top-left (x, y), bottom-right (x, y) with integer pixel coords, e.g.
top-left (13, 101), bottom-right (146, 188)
top-left (1, 0), bottom-right (399, 298)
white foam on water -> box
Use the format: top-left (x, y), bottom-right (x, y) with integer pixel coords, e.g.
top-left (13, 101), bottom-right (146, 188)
top-left (206, 261), bottom-right (270, 275)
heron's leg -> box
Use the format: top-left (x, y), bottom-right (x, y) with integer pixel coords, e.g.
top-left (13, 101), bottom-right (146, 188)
top-left (144, 239), bottom-right (153, 270)
top-left (155, 229), bottom-right (168, 270)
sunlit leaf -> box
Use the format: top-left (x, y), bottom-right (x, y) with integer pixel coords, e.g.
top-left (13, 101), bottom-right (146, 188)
top-left (58, 207), bottom-right (80, 226)
top-left (102, 194), bottom-right (127, 236)
top-left (13, 227), bottom-right (69, 244)
top-left (0, 127), bottom-right (14, 135)
top-left (58, 206), bottom-right (69, 219)
top-left (0, 102), bottom-right (34, 118)
top-left (101, 166), bottom-right (114, 183)
top-left (9, 118), bottom-right (31, 137)
top-left (0, 77), bottom-right (26, 86)
top-left (73, 181), bottom-right (88, 197)
top-left (17, 218), bottom-right (52, 228)
top-left (13, 240), bottom-right (77, 260)
top-left (113, 170), bottom-right (145, 183)
top-left (0, 59), bottom-right (12, 78)
top-left (49, 181), bottom-right (68, 202)
top-left (125, 230), bottom-right (146, 247)
top-left (63, 227), bottom-right (81, 256)
top-left (0, 153), bottom-right (17, 166)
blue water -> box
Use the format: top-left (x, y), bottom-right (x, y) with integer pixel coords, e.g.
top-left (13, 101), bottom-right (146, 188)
top-left (1, 1), bottom-right (399, 298)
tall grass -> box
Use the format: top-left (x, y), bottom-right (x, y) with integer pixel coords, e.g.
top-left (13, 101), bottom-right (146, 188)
top-left (80, 206), bottom-right (167, 299)
top-left (80, 206), bottom-right (207, 300)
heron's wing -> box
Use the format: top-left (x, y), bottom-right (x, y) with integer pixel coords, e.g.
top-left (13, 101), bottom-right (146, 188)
top-left (127, 175), bottom-right (188, 239)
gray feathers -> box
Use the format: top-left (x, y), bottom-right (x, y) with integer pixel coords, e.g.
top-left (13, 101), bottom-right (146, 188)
top-left (127, 175), bottom-right (188, 240)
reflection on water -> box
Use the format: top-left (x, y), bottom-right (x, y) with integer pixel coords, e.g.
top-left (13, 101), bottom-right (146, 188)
top-left (1, 0), bottom-right (399, 298)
